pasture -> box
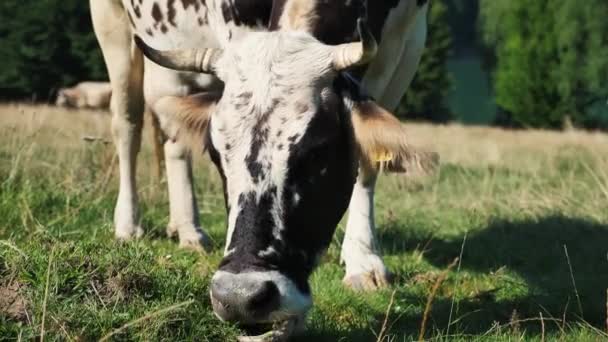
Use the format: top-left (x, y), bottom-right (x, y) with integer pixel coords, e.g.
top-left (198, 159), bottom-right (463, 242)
top-left (1, 104), bottom-right (608, 341)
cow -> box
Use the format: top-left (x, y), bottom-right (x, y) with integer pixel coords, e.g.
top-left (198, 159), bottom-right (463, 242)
top-left (55, 81), bottom-right (112, 109)
top-left (90, 0), bottom-right (432, 338)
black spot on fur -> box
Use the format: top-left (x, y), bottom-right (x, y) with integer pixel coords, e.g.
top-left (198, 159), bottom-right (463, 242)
top-left (287, 134), bottom-right (299, 143)
top-left (233, 91), bottom-right (252, 110)
top-left (127, 11), bottom-right (136, 28)
top-left (295, 102), bottom-right (309, 114)
top-left (167, 0), bottom-right (177, 26)
top-left (245, 128), bottom-right (268, 184)
top-left (239, 92), bottom-right (252, 101)
top-left (221, 1), bottom-right (238, 24)
top-left (131, 0), bottom-right (142, 18)
top-left (152, 2), bottom-right (163, 27)
top-left (220, 0), bottom-right (272, 27)
top-left (245, 99), bottom-right (280, 183)
top-left (181, 0), bottom-right (200, 11)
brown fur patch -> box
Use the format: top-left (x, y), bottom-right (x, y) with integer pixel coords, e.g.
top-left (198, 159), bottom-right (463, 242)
top-left (351, 100), bottom-right (439, 176)
top-left (279, 0), bottom-right (318, 32)
top-left (154, 92), bottom-right (221, 154)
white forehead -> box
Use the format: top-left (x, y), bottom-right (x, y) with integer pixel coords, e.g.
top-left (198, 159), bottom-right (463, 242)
top-left (210, 32), bottom-right (337, 253)
top-left (216, 31), bottom-right (334, 85)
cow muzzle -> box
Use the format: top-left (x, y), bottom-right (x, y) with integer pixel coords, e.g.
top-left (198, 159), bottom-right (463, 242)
top-left (209, 270), bottom-right (311, 339)
top-left (210, 272), bottom-right (280, 323)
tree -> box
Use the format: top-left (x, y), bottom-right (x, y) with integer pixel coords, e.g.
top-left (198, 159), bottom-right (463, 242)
top-left (479, 0), bottom-right (608, 129)
top-left (0, 0), bottom-right (106, 101)
top-left (399, 0), bottom-right (453, 123)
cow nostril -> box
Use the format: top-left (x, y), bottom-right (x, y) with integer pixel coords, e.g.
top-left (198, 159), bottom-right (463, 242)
top-left (246, 280), bottom-right (279, 312)
top-left (211, 275), bottom-right (281, 322)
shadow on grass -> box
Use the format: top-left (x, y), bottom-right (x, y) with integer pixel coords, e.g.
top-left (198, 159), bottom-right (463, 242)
top-left (377, 215), bottom-right (608, 337)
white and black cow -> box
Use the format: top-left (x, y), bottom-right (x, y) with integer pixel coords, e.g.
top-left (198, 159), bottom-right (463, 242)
top-left (91, 0), bottom-right (432, 338)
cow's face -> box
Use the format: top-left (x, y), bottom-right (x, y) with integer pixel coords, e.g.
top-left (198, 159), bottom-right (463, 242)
top-left (135, 21), bottom-right (419, 328)
top-left (207, 31), bottom-right (360, 325)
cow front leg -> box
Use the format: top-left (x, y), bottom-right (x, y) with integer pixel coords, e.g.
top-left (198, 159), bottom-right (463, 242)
top-left (112, 97), bottom-right (144, 240)
top-left (91, 0), bottom-right (145, 240)
top-left (164, 139), bottom-right (211, 251)
top-left (341, 171), bottom-right (391, 291)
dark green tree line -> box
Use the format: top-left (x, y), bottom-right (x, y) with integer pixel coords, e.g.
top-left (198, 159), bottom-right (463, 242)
top-left (0, 0), bottom-right (106, 101)
top-left (0, 0), bottom-right (455, 125)
top-left (480, 0), bottom-right (608, 129)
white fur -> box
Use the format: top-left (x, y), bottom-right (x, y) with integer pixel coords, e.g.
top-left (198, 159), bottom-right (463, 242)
top-left (213, 32), bottom-right (333, 253)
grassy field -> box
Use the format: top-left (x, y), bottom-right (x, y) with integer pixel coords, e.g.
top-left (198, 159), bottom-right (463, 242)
top-left (1, 104), bottom-right (608, 341)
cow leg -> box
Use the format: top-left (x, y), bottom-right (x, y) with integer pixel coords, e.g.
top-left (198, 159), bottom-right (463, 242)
top-left (163, 138), bottom-right (211, 251)
top-left (341, 2), bottom-right (429, 291)
top-left (148, 94), bottom-right (211, 250)
top-left (90, 0), bottom-right (144, 240)
top-left (341, 170), bottom-right (390, 291)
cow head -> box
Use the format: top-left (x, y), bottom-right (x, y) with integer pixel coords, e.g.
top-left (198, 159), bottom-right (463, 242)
top-left (135, 19), bottom-right (432, 331)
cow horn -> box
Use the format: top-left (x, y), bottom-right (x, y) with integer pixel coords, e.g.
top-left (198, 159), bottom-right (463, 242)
top-left (332, 18), bottom-right (378, 70)
top-left (134, 36), bottom-right (222, 74)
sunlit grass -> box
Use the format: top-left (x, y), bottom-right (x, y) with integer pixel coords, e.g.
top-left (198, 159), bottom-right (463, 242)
top-left (1, 104), bottom-right (607, 340)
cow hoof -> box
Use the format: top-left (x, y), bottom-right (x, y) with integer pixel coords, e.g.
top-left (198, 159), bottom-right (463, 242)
top-left (115, 225), bottom-right (144, 241)
top-left (343, 269), bottom-right (393, 292)
top-left (178, 230), bottom-right (212, 252)
top-left (166, 224), bottom-right (179, 239)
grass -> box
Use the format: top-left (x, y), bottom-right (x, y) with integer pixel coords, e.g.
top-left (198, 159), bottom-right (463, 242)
top-left (1, 103), bottom-right (608, 341)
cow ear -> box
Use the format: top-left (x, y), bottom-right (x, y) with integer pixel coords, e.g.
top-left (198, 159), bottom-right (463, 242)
top-left (350, 100), bottom-right (439, 175)
top-left (152, 92), bottom-right (220, 153)
top-left (274, 0), bottom-right (317, 32)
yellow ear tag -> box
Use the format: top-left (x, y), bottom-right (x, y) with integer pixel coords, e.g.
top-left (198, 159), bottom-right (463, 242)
top-left (372, 149), bottom-right (394, 163)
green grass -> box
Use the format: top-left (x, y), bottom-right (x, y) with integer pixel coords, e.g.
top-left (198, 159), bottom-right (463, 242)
top-left (1, 105), bottom-right (608, 341)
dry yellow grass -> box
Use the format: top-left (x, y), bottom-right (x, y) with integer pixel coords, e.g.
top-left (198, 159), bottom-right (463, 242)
top-left (3, 103), bottom-right (607, 168)
top-left (404, 122), bottom-right (608, 172)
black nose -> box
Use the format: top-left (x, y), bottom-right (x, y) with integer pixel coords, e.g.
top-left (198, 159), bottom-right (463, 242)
top-left (210, 273), bottom-right (280, 323)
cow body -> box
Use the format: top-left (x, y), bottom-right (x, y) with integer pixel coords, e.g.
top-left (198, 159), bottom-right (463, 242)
top-left (55, 81), bottom-right (112, 109)
top-left (91, 0), bottom-right (430, 337)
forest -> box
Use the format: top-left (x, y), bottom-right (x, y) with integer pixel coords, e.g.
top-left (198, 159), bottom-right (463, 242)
top-left (0, 0), bottom-right (607, 129)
